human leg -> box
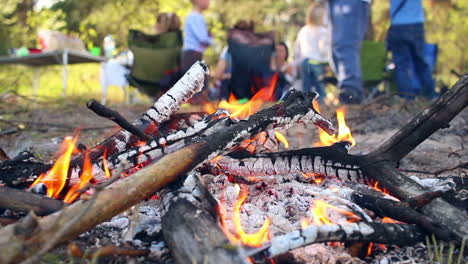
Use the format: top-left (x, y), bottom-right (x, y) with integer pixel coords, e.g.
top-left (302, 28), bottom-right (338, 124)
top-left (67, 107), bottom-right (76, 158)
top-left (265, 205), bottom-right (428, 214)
top-left (387, 25), bottom-right (417, 99)
top-left (329, 0), bottom-right (369, 103)
top-left (407, 24), bottom-right (436, 99)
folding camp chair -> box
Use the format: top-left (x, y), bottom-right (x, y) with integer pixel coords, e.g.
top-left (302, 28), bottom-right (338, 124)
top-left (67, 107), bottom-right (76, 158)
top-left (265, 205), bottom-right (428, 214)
top-left (227, 29), bottom-right (279, 100)
top-left (360, 40), bottom-right (390, 99)
top-left (127, 29), bottom-right (182, 98)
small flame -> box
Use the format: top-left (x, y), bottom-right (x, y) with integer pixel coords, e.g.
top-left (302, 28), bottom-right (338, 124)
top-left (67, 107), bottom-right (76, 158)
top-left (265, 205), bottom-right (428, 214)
top-left (367, 242), bottom-right (374, 256)
top-left (314, 105), bottom-right (356, 147)
top-left (274, 131), bottom-right (289, 149)
top-left (372, 181), bottom-right (388, 194)
top-left (64, 152), bottom-right (93, 203)
top-left (102, 149), bottom-right (112, 179)
top-left (30, 135), bottom-right (79, 198)
top-left (302, 200), bottom-right (361, 228)
top-left (217, 73), bottom-right (279, 119)
top-left (219, 187), bottom-right (270, 247)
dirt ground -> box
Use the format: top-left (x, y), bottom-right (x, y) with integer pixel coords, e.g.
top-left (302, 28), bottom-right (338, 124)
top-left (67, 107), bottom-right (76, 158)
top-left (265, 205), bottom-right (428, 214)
top-left (0, 92), bottom-right (466, 263)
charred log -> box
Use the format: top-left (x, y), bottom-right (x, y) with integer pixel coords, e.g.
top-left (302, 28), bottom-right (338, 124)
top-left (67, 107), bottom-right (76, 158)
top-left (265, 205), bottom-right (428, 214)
top-left (0, 186), bottom-right (63, 216)
top-left (216, 141), bottom-right (367, 184)
top-left (160, 173), bottom-right (248, 264)
top-left (0, 151), bottom-right (50, 188)
top-left (348, 191), bottom-right (453, 241)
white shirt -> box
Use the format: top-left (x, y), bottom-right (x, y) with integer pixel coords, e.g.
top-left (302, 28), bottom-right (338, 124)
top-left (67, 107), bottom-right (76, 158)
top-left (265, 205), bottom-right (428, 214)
top-left (294, 25), bottom-right (330, 65)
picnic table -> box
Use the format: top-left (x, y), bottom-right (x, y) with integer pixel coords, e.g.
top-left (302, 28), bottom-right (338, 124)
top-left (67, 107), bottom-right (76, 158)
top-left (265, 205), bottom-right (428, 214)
top-left (0, 49), bottom-right (106, 97)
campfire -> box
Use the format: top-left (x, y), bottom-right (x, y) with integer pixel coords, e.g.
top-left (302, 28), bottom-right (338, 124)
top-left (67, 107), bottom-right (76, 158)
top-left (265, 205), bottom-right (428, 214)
top-left (0, 61), bottom-right (467, 264)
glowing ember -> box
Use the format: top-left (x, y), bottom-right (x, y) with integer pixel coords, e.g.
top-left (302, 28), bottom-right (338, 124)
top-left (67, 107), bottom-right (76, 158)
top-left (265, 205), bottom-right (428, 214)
top-left (30, 135), bottom-right (79, 198)
top-left (382, 217), bottom-right (401, 224)
top-left (64, 152), bottom-right (93, 203)
top-left (219, 186), bottom-right (270, 247)
top-left (367, 242), bottom-right (374, 256)
top-left (314, 105), bottom-right (356, 147)
top-left (372, 181), bottom-right (388, 194)
top-left (302, 173), bottom-right (325, 184)
top-left (274, 131), bottom-right (289, 149)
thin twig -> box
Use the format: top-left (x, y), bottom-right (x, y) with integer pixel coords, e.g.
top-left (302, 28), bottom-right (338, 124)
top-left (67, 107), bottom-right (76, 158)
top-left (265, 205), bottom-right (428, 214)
top-left (400, 161), bottom-right (468, 176)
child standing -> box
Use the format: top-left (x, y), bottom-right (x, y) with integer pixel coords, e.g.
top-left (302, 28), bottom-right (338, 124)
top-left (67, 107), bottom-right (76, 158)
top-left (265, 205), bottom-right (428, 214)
top-left (181, 0), bottom-right (213, 73)
top-left (294, 3), bottom-right (330, 101)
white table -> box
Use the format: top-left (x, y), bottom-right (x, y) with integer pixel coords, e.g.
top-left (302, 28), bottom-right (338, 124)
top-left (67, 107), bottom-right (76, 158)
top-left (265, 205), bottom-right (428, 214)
top-left (0, 49), bottom-right (106, 97)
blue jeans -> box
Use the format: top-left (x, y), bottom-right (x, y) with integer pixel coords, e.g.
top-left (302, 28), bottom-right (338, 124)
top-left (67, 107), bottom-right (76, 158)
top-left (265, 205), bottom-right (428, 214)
top-left (329, 0), bottom-right (369, 95)
top-left (387, 23), bottom-right (435, 99)
top-left (301, 59), bottom-right (325, 101)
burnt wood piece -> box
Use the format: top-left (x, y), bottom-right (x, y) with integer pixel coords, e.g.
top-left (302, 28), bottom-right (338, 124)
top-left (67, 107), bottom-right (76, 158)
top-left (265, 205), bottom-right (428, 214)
top-left (0, 90), bottom-right (323, 264)
top-left (216, 141), bottom-right (367, 184)
top-left (256, 222), bottom-right (425, 259)
top-left (86, 99), bottom-right (151, 141)
top-left (0, 147), bottom-right (9, 161)
top-left (348, 191), bottom-right (453, 241)
top-left (0, 187), bottom-right (63, 216)
top-left (160, 174), bottom-right (248, 264)
top-left (0, 151), bottom-right (50, 188)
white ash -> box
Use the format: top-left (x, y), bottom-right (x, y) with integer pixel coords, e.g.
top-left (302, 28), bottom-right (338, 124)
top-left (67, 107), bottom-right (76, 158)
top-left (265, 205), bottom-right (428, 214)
top-left (409, 175), bottom-right (456, 192)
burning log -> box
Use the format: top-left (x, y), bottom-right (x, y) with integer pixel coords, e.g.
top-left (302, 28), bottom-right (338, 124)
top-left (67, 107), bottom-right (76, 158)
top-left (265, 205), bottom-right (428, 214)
top-left (0, 151), bottom-right (50, 188)
top-left (254, 222), bottom-right (425, 259)
top-left (0, 90), bottom-right (327, 264)
top-left (159, 173), bottom-right (249, 264)
top-left (0, 186), bottom-right (64, 216)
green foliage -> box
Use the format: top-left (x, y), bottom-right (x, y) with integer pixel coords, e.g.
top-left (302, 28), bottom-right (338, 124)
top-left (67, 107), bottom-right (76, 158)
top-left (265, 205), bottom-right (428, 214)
top-left (425, 235), bottom-right (466, 264)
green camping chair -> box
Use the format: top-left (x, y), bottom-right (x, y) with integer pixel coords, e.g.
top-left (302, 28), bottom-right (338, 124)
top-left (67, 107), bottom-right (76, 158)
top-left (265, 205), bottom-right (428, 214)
top-left (360, 40), bottom-right (391, 98)
top-left (127, 29), bottom-right (182, 98)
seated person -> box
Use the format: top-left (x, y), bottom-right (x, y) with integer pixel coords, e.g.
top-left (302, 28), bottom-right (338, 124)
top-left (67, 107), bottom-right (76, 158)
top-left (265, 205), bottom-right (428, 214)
top-left (213, 20), bottom-right (278, 101)
top-left (155, 12), bottom-right (181, 35)
top-left (213, 20), bottom-right (254, 100)
top-left (271, 42), bottom-right (296, 98)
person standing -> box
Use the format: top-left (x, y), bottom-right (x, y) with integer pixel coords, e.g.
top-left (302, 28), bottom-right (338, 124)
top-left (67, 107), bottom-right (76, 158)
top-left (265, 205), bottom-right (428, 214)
top-left (329, 0), bottom-right (370, 104)
top-left (294, 3), bottom-right (330, 102)
top-left (181, 0), bottom-right (213, 73)
top-left (387, 0), bottom-right (435, 99)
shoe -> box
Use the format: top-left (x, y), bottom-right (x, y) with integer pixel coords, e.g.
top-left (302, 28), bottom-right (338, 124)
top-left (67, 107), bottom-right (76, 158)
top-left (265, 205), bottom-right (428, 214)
top-left (339, 89), bottom-right (364, 104)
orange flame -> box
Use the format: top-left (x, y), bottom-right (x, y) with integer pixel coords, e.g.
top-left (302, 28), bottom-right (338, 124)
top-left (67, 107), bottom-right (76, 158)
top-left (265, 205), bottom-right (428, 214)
top-left (274, 131), bottom-right (289, 149)
top-left (219, 186), bottom-right (270, 247)
top-left (102, 149), bottom-right (112, 179)
top-left (64, 152), bottom-right (93, 203)
top-left (372, 181), bottom-right (388, 195)
top-left (314, 105), bottom-right (356, 147)
top-left (30, 135), bottom-right (79, 198)
top-left (302, 200), bottom-right (361, 228)
top-left (367, 242), bottom-right (374, 256)
top-left (382, 217), bottom-right (401, 224)
top-left (215, 73), bottom-right (279, 119)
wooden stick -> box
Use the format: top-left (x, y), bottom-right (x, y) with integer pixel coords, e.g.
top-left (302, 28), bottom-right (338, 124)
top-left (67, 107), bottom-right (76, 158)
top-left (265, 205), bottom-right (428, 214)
top-left (0, 187), bottom-right (63, 216)
top-left (86, 99), bottom-right (151, 141)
